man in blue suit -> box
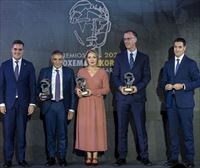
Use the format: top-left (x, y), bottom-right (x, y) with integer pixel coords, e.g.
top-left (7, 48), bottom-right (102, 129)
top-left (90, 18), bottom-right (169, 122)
top-left (0, 40), bottom-right (36, 167)
top-left (113, 30), bottom-right (152, 166)
top-left (37, 50), bottom-right (76, 166)
top-left (160, 38), bottom-right (200, 168)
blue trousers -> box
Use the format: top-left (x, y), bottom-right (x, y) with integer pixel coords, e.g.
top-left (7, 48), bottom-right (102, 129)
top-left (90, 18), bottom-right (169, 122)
top-left (44, 101), bottom-right (67, 159)
top-left (167, 97), bottom-right (194, 162)
top-left (117, 100), bottom-right (148, 159)
top-left (3, 99), bottom-right (28, 161)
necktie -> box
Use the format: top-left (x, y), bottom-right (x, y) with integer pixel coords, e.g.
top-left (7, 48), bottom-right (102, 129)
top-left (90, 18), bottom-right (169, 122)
top-left (130, 52), bottom-right (134, 69)
top-left (175, 59), bottom-right (180, 74)
top-left (55, 69), bottom-right (60, 102)
top-left (15, 60), bottom-right (19, 80)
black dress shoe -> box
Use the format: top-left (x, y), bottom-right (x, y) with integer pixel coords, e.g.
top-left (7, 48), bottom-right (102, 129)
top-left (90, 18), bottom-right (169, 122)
top-left (140, 159), bottom-right (153, 166)
top-left (164, 160), bottom-right (179, 167)
top-left (45, 158), bottom-right (56, 166)
top-left (18, 160), bottom-right (30, 167)
top-left (3, 161), bottom-right (12, 168)
top-left (58, 159), bottom-right (67, 167)
top-left (185, 162), bottom-right (195, 168)
top-left (136, 155), bottom-right (142, 161)
top-left (114, 159), bottom-right (126, 166)
top-left (171, 163), bottom-right (187, 168)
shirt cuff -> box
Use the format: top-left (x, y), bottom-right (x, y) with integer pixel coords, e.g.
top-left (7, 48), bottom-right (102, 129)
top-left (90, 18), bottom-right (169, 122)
top-left (118, 86), bottom-right (123, 91)
top-left (69, 109), bottom-right (75, 113)
top-left (0, 103), bottom-right (5, 107)
top-left (29, 103), bottom-right (36, 106)
top-left (183, 84), bottom-right (186, 90)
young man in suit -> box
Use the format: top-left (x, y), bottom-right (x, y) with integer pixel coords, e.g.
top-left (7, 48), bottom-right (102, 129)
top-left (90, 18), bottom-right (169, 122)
top-left (37, 50), bottom-right (76, 166)
top-left (113, 30), bottom-right (152, 166)
top-left (0, 40), bottom-right (36, 167)
top-left (160, 38), bottom-right (200, 168)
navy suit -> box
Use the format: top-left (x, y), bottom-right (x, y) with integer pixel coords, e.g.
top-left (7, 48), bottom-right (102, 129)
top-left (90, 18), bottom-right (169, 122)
top-left (37, 66), bottom-right (76, 159)
top-left (160, 55), bottom-right (200, 162)
top-left (0, 58), bottom-right (36, 161)
top-left (113, 50), bottom-right (151, 159)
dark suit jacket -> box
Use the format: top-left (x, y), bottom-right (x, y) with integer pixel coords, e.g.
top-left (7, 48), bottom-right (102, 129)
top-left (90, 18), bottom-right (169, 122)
top-left (0, 58), bottom-right (36, 110)
top-left (113, 50), bottom-right (151, 102)
top-left (37, 66), bottom-right (76, 114)
top-left (160, 55), bottom-right (200, 108)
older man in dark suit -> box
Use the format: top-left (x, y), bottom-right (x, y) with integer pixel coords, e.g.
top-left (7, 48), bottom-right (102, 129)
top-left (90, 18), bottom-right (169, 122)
top-left (0, 40), bottom-right (36, 167)
top-left (113, 30), bottom-right (152, 166)
top-left (37, 50), bottom-right (76, 166)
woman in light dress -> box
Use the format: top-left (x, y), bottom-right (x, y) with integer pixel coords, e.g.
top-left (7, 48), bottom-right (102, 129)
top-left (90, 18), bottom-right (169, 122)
top-left (75, 49), bottom-right (110, 166)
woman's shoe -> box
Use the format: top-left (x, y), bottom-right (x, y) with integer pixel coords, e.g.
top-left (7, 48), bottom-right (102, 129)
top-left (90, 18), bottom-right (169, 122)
top-left (85, 158), bottom-right (92, 166)
top-left (92, 158), bottom-right (98, 166)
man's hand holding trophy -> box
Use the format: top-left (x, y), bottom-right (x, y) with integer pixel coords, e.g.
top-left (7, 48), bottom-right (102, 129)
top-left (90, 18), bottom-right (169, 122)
top-left (39, 79), bottom-right (52, 101)
top-left (120, 72), bottom-right (137, 95)
top-left (76, 77), bottom-right (91, 97)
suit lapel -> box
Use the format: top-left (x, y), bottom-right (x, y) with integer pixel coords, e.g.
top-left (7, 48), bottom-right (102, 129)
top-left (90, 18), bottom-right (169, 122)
top-left (8, 59), bottom-right (16, 81)
top-left (123, 51), bottom-right (131, 70)
top-left (48, 68), bottom-right (53, 92)
top-left (18, 59), bottom-right (25, 80)
top-left (62, 67), bottom-right (66, 90)
top-left (48, 67), bottom-right (52, 80)
top-left (170, 58), bottom-right (175, 78)
top-left (131, 51), bottom-right (141, 71)
top-left (175, 55), bottom-right (186, 76)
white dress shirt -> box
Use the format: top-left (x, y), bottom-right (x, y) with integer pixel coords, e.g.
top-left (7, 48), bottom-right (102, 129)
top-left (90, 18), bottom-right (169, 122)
top-left (51, 66), bottom-right (74, 112)
top-left (174, 54), bottom-right (184, 74)
top-left (127, 49), bottom-right (137, 64)
top-left (51, 66), bottom-right (63, 100)
top-left (12, 57), bottom-right (22, 74)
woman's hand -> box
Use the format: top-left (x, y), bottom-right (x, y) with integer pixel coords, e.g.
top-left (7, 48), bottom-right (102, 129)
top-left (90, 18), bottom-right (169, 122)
top-left (76, 88), bottom-right (82, 97)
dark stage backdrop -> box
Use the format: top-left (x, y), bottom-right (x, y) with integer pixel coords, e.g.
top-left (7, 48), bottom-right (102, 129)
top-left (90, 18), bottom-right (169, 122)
top-left (0, 0), bottom-right (200, 163)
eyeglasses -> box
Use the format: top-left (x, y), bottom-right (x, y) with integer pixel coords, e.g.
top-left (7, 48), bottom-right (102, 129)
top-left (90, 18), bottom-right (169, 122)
top-left (53, 58), bottom-right (63, 61)
top-left (123, 37), bottom-right (134, 41)
top-left (13, 48), bottom-right (23, 51)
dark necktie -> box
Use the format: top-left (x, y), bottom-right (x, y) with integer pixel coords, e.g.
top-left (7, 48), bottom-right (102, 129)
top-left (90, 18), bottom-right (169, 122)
top-left (15, 60), bottom-right (19, 80)
top-left (55, 69), bottom-right (60, 102)
top-left (130, 52), bottom-right (134, 69)
top-left (175, 59), bottom-right (180, 74)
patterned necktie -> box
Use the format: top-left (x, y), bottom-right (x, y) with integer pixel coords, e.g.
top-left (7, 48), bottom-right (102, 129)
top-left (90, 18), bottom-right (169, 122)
top-left (130, 52), bottom-right (134, 69)
top-left (175, 59), bottom-right (180, 74)
top-left (15, 60), bottom-right (19, 80)
top-left (55, 69), bottom-right (60, 102)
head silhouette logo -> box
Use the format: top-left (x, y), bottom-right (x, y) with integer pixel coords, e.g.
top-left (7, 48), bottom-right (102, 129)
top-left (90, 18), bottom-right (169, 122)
top-left (69, 0), bottom-right (111, 51)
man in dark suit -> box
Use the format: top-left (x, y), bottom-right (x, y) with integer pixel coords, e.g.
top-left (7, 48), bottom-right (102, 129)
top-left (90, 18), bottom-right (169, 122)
top-left (37, 50), bottom-right (76, 166)
top-left (160, 38), bottom-right (200, 168)
top-left (113, 30), bottom-right (152, 166)
top-left (0, 40), bottom-right (36, 167)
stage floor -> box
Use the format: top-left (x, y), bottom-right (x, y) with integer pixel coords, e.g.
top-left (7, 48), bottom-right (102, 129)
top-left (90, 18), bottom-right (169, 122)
top-left (1, 161), bottom-right (200, 168)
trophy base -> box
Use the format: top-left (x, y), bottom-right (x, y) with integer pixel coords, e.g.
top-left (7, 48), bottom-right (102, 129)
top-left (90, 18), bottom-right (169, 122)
top-left (40, 93), bottom-right (52, 101)
top-left (123, 87), bottom-right (134, 92)
top-left (81, 91), bottom-right (89, 96)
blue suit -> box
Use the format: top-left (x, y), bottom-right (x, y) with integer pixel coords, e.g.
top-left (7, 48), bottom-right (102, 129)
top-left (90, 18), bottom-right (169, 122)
top-left (113, 50), bottom-right (151, 160)
top-left (0, 58), bottom-right (36, 162)
top-left (160, 55), bottom-right (200, 162)
top-left (37, 66), bottom-right (76, 159)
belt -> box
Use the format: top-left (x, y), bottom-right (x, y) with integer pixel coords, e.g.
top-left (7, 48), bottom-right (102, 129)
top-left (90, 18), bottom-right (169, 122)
top-left (171, 92), bottom-right (176, 97)
top-left (51, 99), bottom-right (64, 102)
